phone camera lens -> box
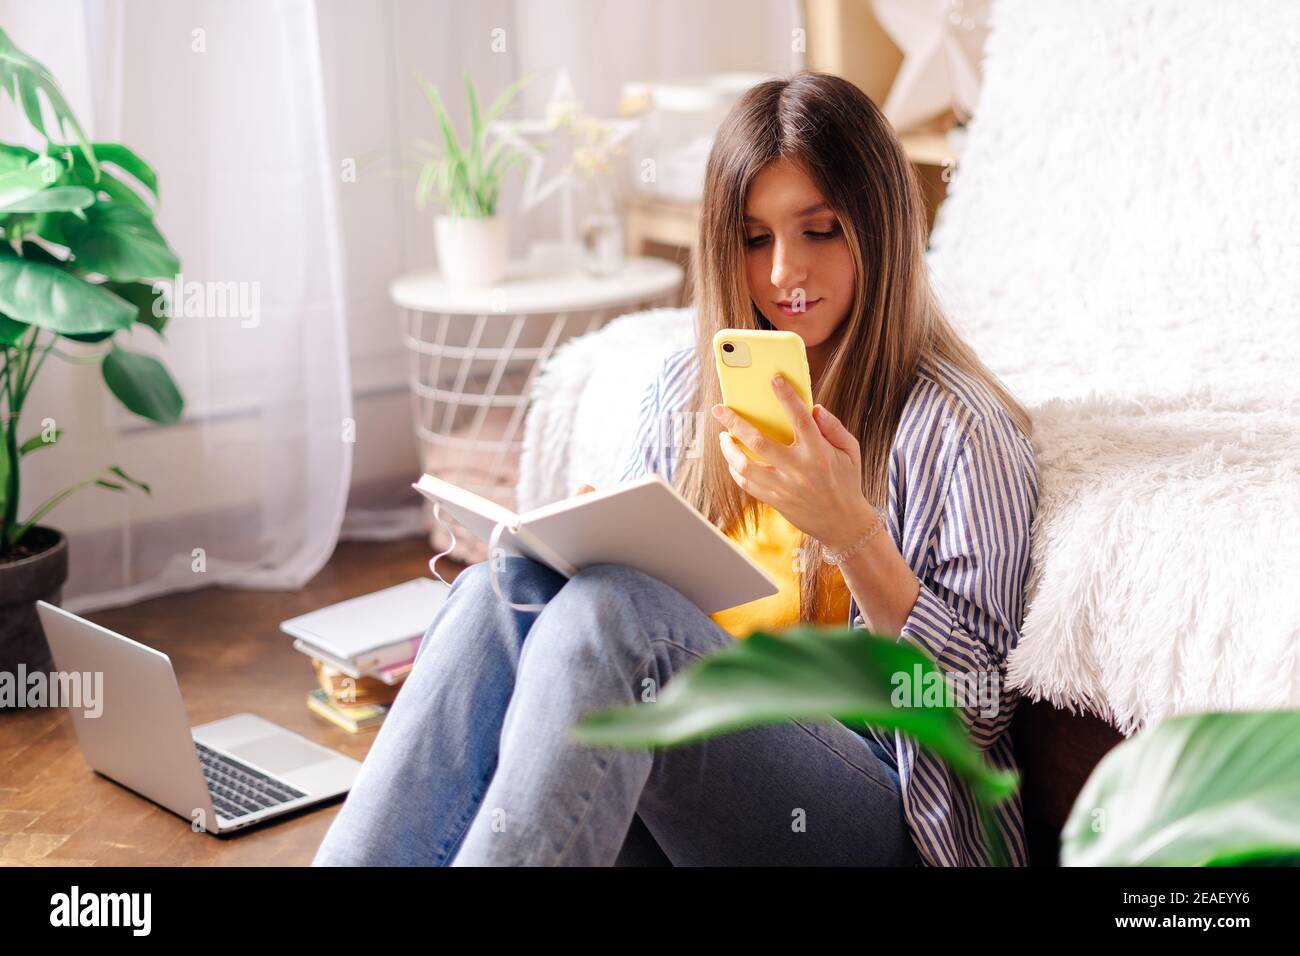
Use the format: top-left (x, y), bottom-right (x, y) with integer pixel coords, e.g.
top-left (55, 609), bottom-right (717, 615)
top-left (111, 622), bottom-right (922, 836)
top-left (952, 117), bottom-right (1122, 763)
top-left (722, 342), bottom-right (734, 353)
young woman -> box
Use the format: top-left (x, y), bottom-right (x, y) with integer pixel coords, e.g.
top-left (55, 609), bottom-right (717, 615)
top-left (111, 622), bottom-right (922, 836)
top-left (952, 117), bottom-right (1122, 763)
top-left (313, 71), bottom-right (1038, 868)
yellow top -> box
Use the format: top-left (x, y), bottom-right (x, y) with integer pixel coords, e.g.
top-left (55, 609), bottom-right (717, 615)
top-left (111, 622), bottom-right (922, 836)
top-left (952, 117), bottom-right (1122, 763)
top-left (709, 504), bottom-right (853, 639)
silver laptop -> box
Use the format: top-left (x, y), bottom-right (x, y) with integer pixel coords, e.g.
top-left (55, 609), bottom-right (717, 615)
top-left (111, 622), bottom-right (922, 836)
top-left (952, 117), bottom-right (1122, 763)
top-left (36, 601), bottom-right (362, 835)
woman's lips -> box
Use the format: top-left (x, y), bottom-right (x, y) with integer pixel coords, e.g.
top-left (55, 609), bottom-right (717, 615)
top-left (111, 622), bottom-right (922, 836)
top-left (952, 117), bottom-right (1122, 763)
top-left (776, 298), bottom-right (821, 316)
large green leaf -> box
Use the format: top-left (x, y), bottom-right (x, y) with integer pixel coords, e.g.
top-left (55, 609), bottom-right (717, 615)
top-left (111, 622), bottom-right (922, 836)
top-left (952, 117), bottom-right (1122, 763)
top-left (0, 312), bottom-right (27, 344)
top-left (61, 202), bottom-right (179, 281)
top-left (0, 184), bottom-right (93, 215)
top-left (103, 279), bottom-right (168, 334)
top-left (101, 343), bottom-right (183, 423)
top-left (571, 624), bottom-right (1018, 805)
top-left (0, 154), bottom-right (60, 208)
top-left (59, 329), bottom-right (115, 344)
top-left (30, 208), bottom-right (72, 248)
top-left (1061, 710), bottom-right (1300, 866)
top-left (87, 143), bottom-right (157, 198)
top-left (0, 143), bottom-right (38, 165)
top-left (85, 168), bottom-right (152, 215)
top-left (0, 28), bottom-right (96, 174)
top-left (51, 144), bottom-right (154, 215)
top-left (0, 250), bottom-right (135, 334)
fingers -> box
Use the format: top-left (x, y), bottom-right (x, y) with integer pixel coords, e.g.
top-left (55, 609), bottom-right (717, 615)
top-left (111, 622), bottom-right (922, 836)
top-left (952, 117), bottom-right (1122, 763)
top-left (709, 404), bottom-right (784, 463)
top-left (717, 429), bottom-right (775, 491)
top-left (573, 483), bottom-right (595, 496)
top-left (812, 404), bottom-right (859, 454)
top-left (725, 464), bottom-right (751, 492)
top-left (769, 374), bottom-right (818, 444)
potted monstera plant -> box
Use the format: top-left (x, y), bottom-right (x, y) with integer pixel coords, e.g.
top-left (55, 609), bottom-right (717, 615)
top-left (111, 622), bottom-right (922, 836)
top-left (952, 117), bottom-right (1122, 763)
top-left (0, 28), bottom-right (182, 673)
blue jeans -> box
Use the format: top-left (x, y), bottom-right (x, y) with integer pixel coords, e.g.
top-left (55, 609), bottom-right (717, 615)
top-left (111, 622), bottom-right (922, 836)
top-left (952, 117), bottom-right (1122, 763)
top-left (312, 557), bottom-right (920, 866)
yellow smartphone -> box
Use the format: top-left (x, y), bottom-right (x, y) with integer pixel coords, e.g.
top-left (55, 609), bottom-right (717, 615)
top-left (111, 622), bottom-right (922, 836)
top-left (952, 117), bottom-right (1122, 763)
top-left (712, 328), bottom-right (813, 462)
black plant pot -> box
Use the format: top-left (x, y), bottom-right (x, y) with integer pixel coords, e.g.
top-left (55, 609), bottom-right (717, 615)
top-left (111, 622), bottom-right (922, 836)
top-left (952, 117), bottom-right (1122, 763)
top-left (0, 526), bottom-right (69, 676)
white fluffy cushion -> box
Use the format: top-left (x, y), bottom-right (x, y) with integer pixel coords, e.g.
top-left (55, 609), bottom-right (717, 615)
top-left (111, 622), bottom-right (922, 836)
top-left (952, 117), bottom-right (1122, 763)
top-left (516, 307), bottom-right (695, 512)
top-left (926, 0), bottom-right (1300, 732)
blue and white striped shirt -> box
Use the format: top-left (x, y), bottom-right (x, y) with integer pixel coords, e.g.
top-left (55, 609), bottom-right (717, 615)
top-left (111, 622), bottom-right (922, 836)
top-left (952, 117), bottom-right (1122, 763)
top-left (619, 345), bottom-right (1039, 867)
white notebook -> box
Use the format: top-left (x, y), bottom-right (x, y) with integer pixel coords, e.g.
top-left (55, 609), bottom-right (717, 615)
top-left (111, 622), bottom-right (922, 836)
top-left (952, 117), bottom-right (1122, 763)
top-left (413, 473), bottom-right (778, 615)
top-left (279, 578), bottom-right (449, 671)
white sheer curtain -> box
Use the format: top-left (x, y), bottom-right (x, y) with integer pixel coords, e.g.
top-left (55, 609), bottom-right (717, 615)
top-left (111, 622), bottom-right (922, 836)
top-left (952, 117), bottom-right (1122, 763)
top-left (9, 0), bottom-right (799, 612)
top-left (9, 0), bottom-right (353, 611)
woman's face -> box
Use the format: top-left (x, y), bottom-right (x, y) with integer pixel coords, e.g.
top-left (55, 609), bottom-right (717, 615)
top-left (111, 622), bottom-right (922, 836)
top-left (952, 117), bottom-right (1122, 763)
top-left (742, 158), bottom-right (855, 356)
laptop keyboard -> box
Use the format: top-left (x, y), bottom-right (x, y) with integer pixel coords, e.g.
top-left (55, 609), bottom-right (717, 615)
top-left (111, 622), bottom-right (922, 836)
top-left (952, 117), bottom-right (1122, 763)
top-left (195, 741), bottom-right (307, 820)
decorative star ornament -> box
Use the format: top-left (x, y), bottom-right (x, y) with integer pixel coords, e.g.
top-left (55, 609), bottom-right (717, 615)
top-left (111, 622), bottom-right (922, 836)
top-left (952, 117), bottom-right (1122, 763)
top-left (488, 69), bottom-right (638, 245)
top-left (870, 0), bottom-right (992, 131)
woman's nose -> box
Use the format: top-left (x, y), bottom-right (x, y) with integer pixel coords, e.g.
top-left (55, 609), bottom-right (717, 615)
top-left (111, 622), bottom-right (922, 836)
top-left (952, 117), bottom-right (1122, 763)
top-left (769, 239), bottom-right (809, 292)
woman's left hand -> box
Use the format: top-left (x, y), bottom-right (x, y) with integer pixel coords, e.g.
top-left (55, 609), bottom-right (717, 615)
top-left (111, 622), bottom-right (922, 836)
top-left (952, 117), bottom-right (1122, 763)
top-left (711, 374), bottom-right (873, 552)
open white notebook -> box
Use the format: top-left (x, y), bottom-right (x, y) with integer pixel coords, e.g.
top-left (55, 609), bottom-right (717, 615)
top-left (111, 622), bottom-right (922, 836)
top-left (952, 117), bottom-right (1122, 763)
top-left (413, 473), bottom-right (778, 615)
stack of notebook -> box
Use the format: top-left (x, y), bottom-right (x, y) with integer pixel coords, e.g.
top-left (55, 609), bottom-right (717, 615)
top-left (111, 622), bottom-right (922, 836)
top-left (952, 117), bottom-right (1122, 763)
top-left (280, 578), bottom-right (450, 732)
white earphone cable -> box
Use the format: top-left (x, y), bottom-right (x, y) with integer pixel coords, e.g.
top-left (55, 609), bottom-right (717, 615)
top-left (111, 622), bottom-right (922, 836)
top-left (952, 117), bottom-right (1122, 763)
top-left (487, 520), bottom-right (548, 612)
top-left (429, 502), bottom-right (549, 613)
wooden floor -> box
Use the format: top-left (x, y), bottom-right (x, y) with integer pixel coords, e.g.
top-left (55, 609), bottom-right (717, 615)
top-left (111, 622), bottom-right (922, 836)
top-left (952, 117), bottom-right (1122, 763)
top-left (0, 538), bottom-right (464, 867)
top-left (2, 537), bottom-right (1118, 867)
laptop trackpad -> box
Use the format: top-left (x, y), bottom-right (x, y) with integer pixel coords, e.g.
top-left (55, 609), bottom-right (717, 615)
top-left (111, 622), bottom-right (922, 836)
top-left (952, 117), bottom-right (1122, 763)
top-left (228, 734), bottom-right (325, 775)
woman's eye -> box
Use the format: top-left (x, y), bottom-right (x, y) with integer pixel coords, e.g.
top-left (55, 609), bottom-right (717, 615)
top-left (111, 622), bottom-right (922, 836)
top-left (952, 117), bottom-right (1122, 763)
top-left (744, 226), bottom-right (837, 249)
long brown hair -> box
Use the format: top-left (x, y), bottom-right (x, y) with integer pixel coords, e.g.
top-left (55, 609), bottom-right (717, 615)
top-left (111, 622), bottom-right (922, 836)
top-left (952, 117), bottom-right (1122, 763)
top-left (675, 70), bottom-right (1032, 623)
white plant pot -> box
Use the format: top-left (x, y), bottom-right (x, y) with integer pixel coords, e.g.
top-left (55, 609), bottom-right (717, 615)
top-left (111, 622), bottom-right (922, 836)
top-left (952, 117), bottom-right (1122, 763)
top-left (434, 214), bottom-right (509, 287)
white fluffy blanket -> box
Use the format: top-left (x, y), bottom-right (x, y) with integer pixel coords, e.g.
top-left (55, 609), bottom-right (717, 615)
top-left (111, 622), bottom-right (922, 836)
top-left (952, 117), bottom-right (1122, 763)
top-left (516, 307), bottom-right (695, 511)
top-left (927, 0), bottom-right (1300, 733)
top-left (518, 0), bottom-right (1300, 736)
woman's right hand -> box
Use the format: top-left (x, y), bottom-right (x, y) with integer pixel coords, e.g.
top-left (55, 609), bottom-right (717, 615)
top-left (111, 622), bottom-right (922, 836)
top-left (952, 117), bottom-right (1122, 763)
top-left (572, 483), bottom-right (595, 497)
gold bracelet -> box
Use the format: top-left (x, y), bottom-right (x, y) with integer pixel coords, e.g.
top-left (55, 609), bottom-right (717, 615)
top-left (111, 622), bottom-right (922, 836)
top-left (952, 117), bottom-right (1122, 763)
top-left (819, 507), bottom-right (889, 566)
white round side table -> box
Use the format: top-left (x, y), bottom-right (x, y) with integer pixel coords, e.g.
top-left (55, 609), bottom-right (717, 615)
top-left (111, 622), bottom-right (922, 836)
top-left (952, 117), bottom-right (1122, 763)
top-left (390, 255), bottom-right (684, 559)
